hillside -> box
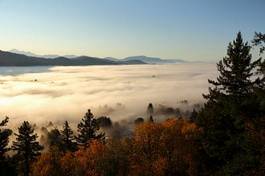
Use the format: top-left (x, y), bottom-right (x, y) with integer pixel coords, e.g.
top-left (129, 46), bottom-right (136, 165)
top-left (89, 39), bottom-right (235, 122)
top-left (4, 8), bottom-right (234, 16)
top-left (0, 50), bottom-right (146, 66)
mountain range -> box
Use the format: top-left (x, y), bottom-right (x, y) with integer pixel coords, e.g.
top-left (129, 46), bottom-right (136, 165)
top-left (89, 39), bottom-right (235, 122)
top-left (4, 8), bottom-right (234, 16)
top-left (0, 49), bottom-right (185, 66)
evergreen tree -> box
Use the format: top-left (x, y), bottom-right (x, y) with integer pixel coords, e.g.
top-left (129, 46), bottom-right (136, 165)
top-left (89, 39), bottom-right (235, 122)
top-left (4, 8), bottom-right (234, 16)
top-left (190, 109), bottom-right (198, 122)
top-left (147, 103), bottom-right (154, 122)
top-left (204, 32), bottom-right (260, 102)
top-left (253, 32), bottom-right (265, 55)
top-left (61, 121), bottom-right (77, 152)
top-left (76, 109), bottom-right (105, 147)
top-left (12, 121), bottom-right (43, 176)
top-left (149, 115), bottom-right (154, 122)
top-left (0, 117), bottom-right (12, 160)
top-left (47, 128), bottom-right (64, 151)
top-left (0, 117), bottom-right (15, 176)
top-left (198, 32), bottom-right (261, 175)
top-left (253, 32), bottom-right (265, 86)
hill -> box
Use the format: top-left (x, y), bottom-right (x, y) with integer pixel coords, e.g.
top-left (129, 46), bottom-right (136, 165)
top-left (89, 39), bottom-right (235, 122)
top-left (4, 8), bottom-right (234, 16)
top-left (0, 50), bottom-right (146, 66)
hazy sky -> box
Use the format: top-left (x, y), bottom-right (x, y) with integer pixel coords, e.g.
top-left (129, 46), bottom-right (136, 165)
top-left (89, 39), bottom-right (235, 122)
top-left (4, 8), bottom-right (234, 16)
top-left (0, 0), bottom-right (264, 61)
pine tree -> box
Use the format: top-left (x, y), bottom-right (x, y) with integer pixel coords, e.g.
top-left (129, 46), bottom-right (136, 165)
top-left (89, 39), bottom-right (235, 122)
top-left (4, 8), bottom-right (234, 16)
top-left (47, 128), bottom-right (64, 151)
top-left (61, 121), bottom-right (77, 152)
top-left (149, 115), bottom-right (154, 122)
top-left (253, 32), bottom-right (265, 55)
top-left (204, 32), bottom-right (260, 102)
top-left (198, 32), bottom-right (261, 174)
top-left (76, 109), bottom-right (105, 147)
top-left (12, 121), bottom-right (43, 176)
top-left (253, 32), bottom-right (265, 87)
top-left (0, 117), bottom-right (12, 160)
top-left (0, 117), bottom-right (15, 176)
top-left (147, 103), bottom-right (154, 122)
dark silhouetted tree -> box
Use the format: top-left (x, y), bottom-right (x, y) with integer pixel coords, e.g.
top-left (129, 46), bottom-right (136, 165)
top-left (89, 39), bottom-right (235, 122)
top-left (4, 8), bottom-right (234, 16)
top-left (47, 128), bottom-right (64, 151)
top-left (204, 32), bottom-right (260, 102)
top-left (147, 103), bottom-right (154, 122)
top-left (198, 32), bottom-right (262, 175)
top-left (190, 109), bottom-right (198, 122)
top-left (12, 121), bottom-right (43, 176)
top-left (0, 117), bottom-right (12, 160)
top-left (252, 32), bottom-right (265, 87)
top-left (0, 117), bottom-right (15, 176)
top-left (76, 109), bottom-right (105, 147)
top-left (61, 121), bottom-right (77, 152)
top-left (97, 116), bottom-right (112, 128)
top-left (253, 32), bottom-right (265, 55)
top-left (134, 117), bottom-right (144, 125)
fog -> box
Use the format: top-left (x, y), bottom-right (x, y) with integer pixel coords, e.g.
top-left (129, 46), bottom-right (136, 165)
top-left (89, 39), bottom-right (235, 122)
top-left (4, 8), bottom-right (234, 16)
top-left (0, 63), bottom-right (217, 127)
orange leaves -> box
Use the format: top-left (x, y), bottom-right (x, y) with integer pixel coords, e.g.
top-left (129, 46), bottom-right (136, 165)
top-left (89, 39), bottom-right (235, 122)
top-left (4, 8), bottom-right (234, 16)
top-left (130, 119), bottom-right (201, 176)
top-left (31, 119), bottom-right (202, 176)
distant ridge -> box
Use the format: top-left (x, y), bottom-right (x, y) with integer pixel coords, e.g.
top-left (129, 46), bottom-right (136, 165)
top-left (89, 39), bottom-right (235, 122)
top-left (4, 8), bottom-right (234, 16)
top-left (3, 49), bottom-right (186, 66)
top-left (122, 56), bottom-right (185, 64)
top-left (0, 50), bottom-right (145, 66)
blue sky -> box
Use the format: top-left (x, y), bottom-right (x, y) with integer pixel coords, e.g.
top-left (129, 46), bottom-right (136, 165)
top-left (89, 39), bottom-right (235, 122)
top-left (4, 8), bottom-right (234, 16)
top-left (0, 0), bottom-right (264, 61)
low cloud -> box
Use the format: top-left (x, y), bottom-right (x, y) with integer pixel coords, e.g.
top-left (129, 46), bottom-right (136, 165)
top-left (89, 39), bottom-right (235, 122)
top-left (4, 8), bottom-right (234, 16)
top-left (0, 63), bottom-right (217, 127)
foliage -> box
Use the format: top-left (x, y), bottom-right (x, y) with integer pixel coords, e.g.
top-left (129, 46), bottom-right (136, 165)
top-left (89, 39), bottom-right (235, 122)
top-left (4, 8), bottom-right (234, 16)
top-left (61, 121), bottom-right (77, 152)
top-left (0, 117), bottom-right (12, 159)
top-left (12, 121), bottom-right (43, 176)
top-left (76, 109), bottom-right (105, 147)
top-left (198, 32), bottom-right (265, 175)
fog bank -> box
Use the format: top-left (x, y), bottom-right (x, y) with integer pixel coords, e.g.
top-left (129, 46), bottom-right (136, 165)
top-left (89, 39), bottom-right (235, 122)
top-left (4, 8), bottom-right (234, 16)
top-left (0, 63), bottom-right (217, 126)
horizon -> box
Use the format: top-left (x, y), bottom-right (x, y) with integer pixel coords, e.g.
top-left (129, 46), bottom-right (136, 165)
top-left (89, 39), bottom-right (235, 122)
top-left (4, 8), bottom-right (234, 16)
top-left (0, 0), bottom-right (264, 62)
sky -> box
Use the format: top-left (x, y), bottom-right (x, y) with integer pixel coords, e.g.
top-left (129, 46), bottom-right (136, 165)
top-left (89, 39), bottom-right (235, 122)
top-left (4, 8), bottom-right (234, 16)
top-left (0, 0), bottom-right (264, 61)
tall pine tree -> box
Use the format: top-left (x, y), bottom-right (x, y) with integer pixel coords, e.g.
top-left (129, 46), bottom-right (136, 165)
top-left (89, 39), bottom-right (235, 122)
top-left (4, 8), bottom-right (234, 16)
top-left (0, 117), bottom-right (12, 160)
top-left (61, 121), bottom-right (77, 152)
top-left (253, 32), bottom-right (265, 86)
top-left (204, 32), bottom-right (260, 102)
top-left (0, 117), bottom-right (15, 176)
top-left (12, 121), bottom-right (43, 176)
top-left (198, 32), bottom-right (261, 175)
top-left (76, 109), bottom-right (105, 147)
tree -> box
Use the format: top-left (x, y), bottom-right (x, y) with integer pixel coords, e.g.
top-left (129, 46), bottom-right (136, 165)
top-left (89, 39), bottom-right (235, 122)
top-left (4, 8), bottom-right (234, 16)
top-left (0, 117), bottom-right (12, 160)
top-left (204, 32), bottom-right (259, 101)
top-left (47, 128), bottom-right (64, 151)
top-left (147, 103), bottom-right (154, 122)
top-left (0, 117), bottom-right (15, 176)
top-left (12, 121), bottom-right (43, 176)
top-left (252, 32), bottom-right (265, 87)
top-left (198, 32), bottom-right (262, 175)
top-left (61, 121), bottom-right (77, 152)
top-left (76, 109), bottom-right (105, 147)
top-left (31, 147), bottom-right (63, 176)
top-left (134, 117), bottom-right (144, 125)
top-left (253, 32), bottom-right (265, 55)
top-left (96, 116), bottom-right (112, 128)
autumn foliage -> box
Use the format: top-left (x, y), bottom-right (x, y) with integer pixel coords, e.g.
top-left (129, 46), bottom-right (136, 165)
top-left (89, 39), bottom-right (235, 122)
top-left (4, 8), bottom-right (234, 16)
top-left (31, 119), bottom-right (203, 176)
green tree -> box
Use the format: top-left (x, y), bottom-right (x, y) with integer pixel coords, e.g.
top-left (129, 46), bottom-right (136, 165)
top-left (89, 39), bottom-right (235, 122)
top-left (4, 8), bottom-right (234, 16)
top-left (147, 103), bottom-right (154, 122)
top-left (61, 121), bottom-right (77, 152)
top-left (0, 117), bottom-right (12, 160)
top-left (12, 121), bottom-right (43, 176)
top-left (76, 109), bottom-right (105, 147)
top-left (253, 32), bottom-right (265, 87)
top-left (0, 117), bottom-right (15, 176)
top-left (47, 128), bottom-right (64, 151)
top-left (198, 32), bottom-right (261, 175)
top-left (204, 32), bottom-right (260, 101)
top-left (253, 32), bottom-right (265, 55)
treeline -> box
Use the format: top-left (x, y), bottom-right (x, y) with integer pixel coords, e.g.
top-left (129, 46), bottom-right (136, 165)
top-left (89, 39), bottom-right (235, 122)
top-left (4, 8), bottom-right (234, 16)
top-left (0, 32), bottom-right (264, 176)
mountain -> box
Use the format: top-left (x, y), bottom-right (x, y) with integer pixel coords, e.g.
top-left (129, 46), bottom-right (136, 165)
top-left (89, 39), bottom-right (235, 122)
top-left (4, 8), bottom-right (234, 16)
top-left (9, 49), bottom-right (78, 59)
top-left (123, 56), bottom-right (185, 64)
top-left (3, 50), bottom-right (186, 66)
top-left (0, 50), bottom-right (146, 66)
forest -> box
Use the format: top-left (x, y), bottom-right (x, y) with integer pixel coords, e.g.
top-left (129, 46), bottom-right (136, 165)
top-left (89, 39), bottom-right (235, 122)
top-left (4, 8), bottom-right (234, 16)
top-left (0, 32), bottom-right (265, 176)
